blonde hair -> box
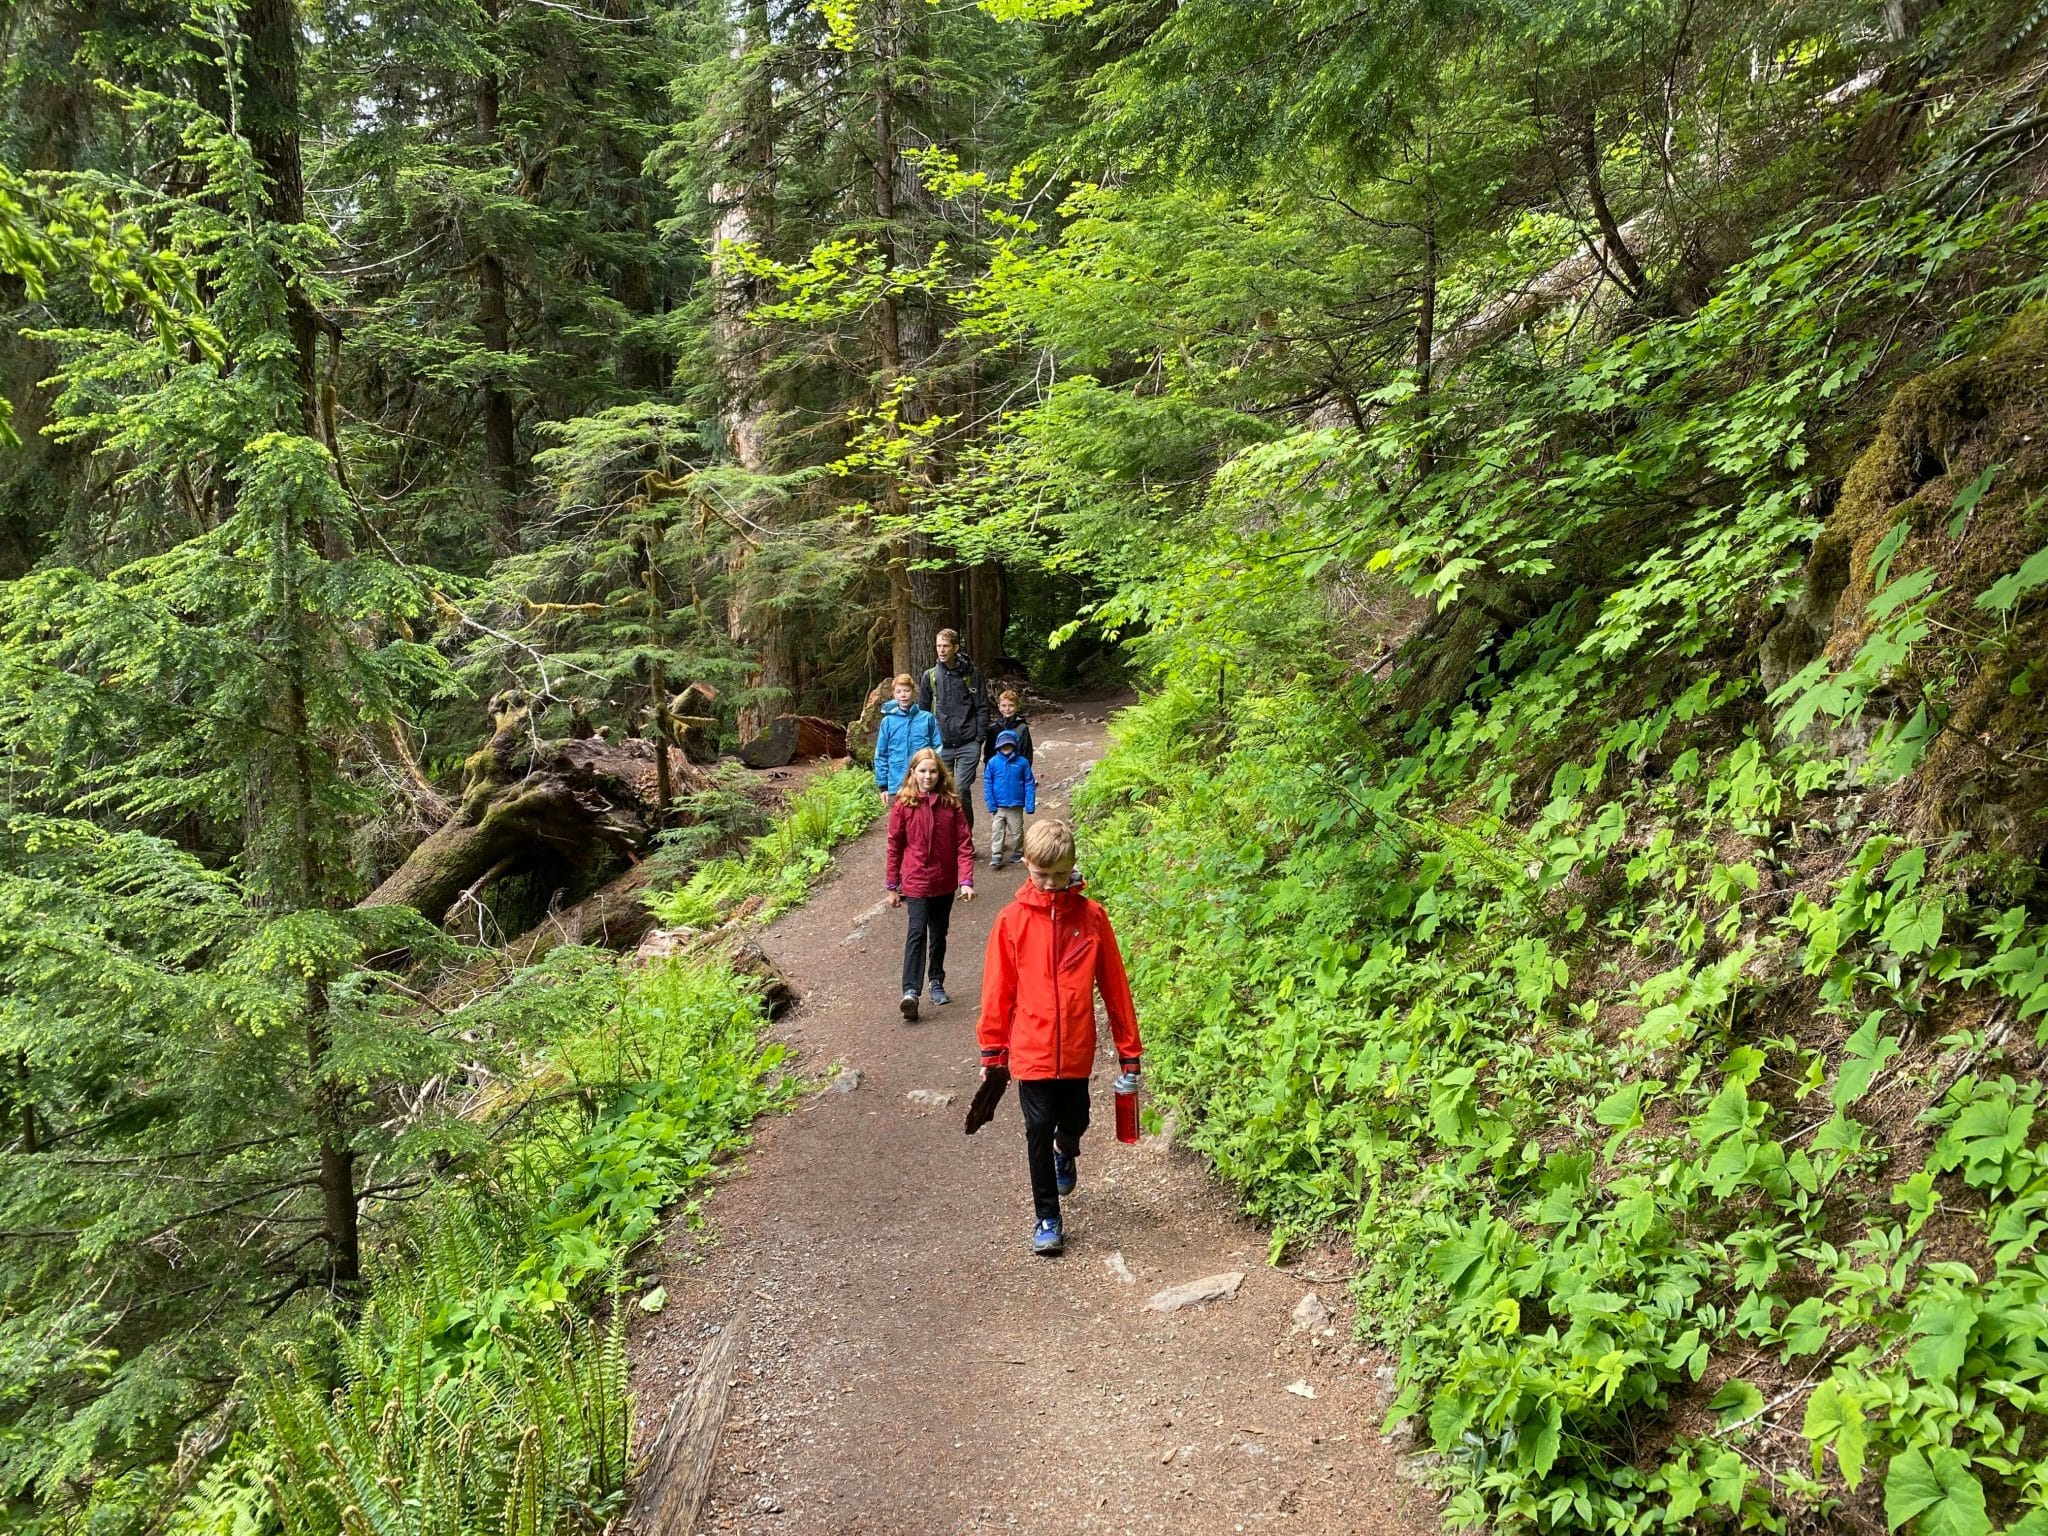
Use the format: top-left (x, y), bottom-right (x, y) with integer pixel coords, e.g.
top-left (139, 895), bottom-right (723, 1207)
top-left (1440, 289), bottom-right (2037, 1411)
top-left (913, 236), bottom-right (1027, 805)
top-left (891, 672), bottom-right (917, 691)
top-left (1022, 819), bottom-right (1076, 872)
top-left (894, 747), bottom-right (961, 808)
top-left (997, 689), bottom-right (1020, 707)
top-left (937, 627), bottom-right (960, 645)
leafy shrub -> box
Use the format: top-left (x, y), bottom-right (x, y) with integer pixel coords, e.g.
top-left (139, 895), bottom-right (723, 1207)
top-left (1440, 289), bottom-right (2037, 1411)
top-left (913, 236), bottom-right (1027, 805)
top-left (646, 767), bottom-right (879, 929)
top-left (1074, 187), bottom-right (2048, 1533)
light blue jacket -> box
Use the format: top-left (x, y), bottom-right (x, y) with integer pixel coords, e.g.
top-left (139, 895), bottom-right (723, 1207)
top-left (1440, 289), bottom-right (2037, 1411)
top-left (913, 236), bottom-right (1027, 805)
top-left (874, 699), bottom-right (941, 792)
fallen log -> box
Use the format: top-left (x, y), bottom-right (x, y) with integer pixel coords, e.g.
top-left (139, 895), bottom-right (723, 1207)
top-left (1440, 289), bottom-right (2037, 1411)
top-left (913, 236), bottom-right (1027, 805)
top-left (361, 691), bottom-right (710, 931)
top-left (736, 714), bottom-right (848, 769)
top-left (636, 927), bottom-right (797, 1018)
top-left (628, 1320), bottom-right (745, 1536)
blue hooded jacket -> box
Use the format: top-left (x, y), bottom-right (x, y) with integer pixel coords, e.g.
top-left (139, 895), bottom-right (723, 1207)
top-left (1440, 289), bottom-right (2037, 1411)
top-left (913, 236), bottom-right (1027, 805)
top-left (983, 730), bottom-right (1036, 812)
top-left (873, 697), bottom-right (942, 792)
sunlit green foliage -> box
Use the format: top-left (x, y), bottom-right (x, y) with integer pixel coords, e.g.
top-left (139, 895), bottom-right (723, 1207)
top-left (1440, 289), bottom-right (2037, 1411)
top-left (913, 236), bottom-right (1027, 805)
top-left (647, 766), bottom-right (881, 929)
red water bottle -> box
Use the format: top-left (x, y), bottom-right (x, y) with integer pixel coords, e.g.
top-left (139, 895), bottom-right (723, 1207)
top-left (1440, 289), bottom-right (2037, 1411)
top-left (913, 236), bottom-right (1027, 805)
top-left (1113, 1070), bottom-right (1141, 1144)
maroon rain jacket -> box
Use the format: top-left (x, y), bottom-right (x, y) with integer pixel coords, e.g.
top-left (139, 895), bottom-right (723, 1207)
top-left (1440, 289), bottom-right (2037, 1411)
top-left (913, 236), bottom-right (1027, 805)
top-left (885, 795), bottom-right (976, 898)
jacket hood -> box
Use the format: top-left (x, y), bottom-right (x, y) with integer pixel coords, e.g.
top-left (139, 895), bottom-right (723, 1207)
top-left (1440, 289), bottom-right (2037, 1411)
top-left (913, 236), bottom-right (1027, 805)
top-left (995, 729), bottom-right (1020, 750)
top-left (880, 697), bottom-right (917, 718)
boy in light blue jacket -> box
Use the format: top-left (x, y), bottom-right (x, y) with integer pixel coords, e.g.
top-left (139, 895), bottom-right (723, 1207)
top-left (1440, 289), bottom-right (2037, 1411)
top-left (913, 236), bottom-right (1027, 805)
top-left (982, 729), bottom-right (1036, 869)
top-left (874, 672), bottom-right (942, 798)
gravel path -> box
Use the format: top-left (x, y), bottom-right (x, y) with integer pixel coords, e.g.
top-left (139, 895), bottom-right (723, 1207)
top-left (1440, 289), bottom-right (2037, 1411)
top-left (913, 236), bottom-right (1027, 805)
top-left (631, 701), bottom-right (1442, 1535)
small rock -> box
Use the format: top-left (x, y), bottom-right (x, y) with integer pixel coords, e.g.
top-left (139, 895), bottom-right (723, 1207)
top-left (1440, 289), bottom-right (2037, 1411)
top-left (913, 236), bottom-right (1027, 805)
top-left (1291, 1292), bottom-right (1331, 1333)
top-left (906, 1089), bottom-right (956, 1107)
top-left (1156, 1109), bottom-right (1180, 1150)
top-left (754, 1494), bottom-right (783, 1513)
top-left (1372, 1362), bottom-right (1399, 1413)
top-left (1105, 1252), bottom-right (1137, 1285)
top-left (1284, 1379), bottom-right (1316, 1399)
top-left (1144, 1271), bottom-right (1246, 1312)
top-left (827, 1068), bottom-right (862, 1094)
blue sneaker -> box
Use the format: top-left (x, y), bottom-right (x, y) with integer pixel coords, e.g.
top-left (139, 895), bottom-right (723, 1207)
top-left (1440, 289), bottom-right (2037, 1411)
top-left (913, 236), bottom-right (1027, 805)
top-left (1032, 1217), bottom-right (1064, 1256)
top-left (929, 981), bottom-right (950, 1006)
top-left (1053, 1148), bottom-right (1077, 1196)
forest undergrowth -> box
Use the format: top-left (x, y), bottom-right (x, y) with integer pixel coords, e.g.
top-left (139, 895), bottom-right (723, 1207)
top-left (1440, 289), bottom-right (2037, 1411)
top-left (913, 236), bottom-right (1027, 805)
top-left (0, 771), bottom-right (875, 1534)
top-left (1076, 176), bottom-right (2048, 1536)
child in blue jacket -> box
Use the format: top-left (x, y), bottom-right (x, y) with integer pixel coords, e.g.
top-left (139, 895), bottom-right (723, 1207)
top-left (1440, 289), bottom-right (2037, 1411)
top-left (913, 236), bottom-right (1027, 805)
top-left (982, 729), bottom-right (1036, 869)
top-left (874, 672), bottom-right (941, 798)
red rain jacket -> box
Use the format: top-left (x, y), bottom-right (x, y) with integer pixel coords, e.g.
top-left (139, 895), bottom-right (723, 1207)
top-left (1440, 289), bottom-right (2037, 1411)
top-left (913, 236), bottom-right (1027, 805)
top-left (885, 795), bottom-right (975, 898)
top-left (977, 883), bottom-right (1142, 1081)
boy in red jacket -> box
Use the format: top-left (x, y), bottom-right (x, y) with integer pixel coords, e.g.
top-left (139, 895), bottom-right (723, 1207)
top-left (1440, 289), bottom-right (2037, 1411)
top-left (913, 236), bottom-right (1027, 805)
top-left (976, 819), bottom-right (1141, 1256)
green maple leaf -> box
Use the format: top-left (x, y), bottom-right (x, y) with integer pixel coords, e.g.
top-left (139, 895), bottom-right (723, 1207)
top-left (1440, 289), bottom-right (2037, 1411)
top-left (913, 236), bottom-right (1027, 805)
top-left (1885, 1448), bottom-right (1989, 1536)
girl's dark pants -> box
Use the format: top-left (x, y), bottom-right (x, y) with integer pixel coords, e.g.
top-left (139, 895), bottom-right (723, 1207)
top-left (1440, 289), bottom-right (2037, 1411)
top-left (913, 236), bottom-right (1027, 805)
top-left (900, 893), bottom-right (955, 993)
top-left (1017, 1077), bottom-right (1090, 1222)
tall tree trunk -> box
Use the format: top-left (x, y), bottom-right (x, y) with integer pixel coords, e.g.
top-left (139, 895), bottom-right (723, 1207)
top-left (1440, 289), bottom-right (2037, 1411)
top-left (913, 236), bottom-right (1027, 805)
top-left (967, 563), bottom-right (1006, 667)
top-left (715, 2), bottom-right (793, 736)
top-left (240, 0), bottom-right (318, 432)
top-left (236, 0), bottom-right (361, 1290)
top-left (599, 19), bottom-right (666, 398)
top-left (476, 2), bottom-right (519, 552)
top-left (872, 0), bottom-right (948, 674)
top-left (1414, 202), bottom-right (1437, 481)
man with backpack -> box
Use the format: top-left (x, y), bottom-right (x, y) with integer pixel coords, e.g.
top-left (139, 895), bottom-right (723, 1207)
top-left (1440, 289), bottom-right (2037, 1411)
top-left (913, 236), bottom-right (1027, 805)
top-left (918, 628), bottom-right (989, 831)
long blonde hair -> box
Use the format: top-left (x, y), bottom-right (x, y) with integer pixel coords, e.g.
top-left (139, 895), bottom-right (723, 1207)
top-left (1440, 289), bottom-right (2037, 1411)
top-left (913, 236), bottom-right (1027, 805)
top-left (894, 747), bottom-right (961, 808)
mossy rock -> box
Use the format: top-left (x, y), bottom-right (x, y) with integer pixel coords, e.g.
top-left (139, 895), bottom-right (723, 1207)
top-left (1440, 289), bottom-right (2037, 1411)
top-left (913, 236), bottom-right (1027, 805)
top-left (1773, 305), bottom-right (2048, 859)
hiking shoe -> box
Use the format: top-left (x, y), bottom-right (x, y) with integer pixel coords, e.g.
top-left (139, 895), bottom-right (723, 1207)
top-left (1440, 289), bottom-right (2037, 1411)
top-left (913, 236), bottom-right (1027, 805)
top-left (1053, 1149), bottom-right (1077, 1196)
top-left (1032, 1218), bottom-right (1064, 1256)
top-left (930, 982), bottom-right (951, 1006)
top-left (900, 990), bottom-right (919, 1022)
top-left (989, 855), bottom-right (1004, 870)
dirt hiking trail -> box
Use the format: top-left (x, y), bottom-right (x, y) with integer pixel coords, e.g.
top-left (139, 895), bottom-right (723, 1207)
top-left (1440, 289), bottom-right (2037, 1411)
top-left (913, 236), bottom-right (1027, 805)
top-left (632, 700), bottom-right (1442, 1536)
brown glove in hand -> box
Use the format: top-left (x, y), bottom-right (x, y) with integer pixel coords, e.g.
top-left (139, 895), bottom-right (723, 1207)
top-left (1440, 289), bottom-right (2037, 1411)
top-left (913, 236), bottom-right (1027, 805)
top-left (964, 1065), bottom-right (1010, 1135)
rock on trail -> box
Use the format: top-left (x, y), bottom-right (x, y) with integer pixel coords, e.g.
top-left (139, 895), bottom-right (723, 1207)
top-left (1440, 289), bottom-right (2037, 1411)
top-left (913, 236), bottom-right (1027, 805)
top-left (1144, 1271), bottom-right (1247, 1313)
top-left (628, 695), bottom-right (1440, 1535)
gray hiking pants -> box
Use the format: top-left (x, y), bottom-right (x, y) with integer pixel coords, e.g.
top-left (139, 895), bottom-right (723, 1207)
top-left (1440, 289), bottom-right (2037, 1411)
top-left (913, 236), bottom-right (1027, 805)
top-left (941, 742), bottom-right (981, 829)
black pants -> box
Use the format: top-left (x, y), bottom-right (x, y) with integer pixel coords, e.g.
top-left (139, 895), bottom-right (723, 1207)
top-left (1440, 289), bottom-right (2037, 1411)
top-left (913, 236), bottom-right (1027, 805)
top-left (1018, 1077), bottom-right (1091, 1223)
top-left (900, 893), bottom-right (955, 993)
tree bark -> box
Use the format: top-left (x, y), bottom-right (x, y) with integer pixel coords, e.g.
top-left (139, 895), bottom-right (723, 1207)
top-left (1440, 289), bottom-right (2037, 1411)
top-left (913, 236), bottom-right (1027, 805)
top-left (230, 0), bottom-right (369, 1286)
top-left (1414, 203), bottom-right (1437, 481)
top-left (476, 3), bottom-right (520, 551)
top-left (870, 0), bottom-right (951, 674)
top-left (967, 562), bottom-right (1006, 667)
top-left (714, 2), bottom-right (794, 736)
top-left (1579, 115), bottom-right (1647, 300)
top-left (239, 0), bottom-right (318, 433)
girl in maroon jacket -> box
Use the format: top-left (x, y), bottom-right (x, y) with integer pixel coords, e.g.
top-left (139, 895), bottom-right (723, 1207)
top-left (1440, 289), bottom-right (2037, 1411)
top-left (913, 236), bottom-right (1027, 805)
top-left (885, 748), bottom-right (976, 1021)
